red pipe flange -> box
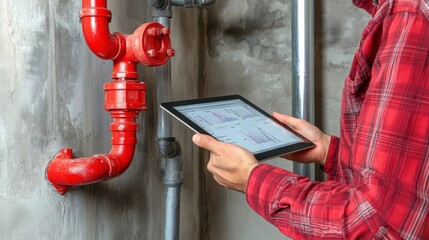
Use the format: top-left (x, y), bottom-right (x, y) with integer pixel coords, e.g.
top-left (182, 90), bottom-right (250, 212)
top-left (132, 22), bottom-right (175, 67)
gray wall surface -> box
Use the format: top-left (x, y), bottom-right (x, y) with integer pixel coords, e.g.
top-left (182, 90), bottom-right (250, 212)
top-left (203, 1), bottom-right (369, 239)
top-left (0, 0), bottom-right (370, 240)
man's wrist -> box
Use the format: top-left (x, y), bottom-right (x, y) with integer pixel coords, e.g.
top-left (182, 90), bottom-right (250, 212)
top-left (243, 163), bottom-right (260, 192)
top-left (320, 134), bottom-right (331, 166)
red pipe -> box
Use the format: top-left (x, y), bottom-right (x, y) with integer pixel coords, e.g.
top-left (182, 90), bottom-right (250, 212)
top-left (46, 0), bottom-right (173, 195)
top-left (46, 80), bottom-right (145, 195)
top-left (46, 110), bottom-right (139, 195)
top-left (80, 0), bottom-right (174, 78)
top-left (80, 0), bottom-right (120, 60)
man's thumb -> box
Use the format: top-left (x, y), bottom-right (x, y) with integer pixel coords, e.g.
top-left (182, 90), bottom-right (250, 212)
top-left (192, 134), bottom-right (202, 145)
top-left (192, 134), bottom-right (218, 153)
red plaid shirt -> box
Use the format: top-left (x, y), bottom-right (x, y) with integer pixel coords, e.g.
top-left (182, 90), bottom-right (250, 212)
top-left (246, 0), bottom-right (429, 239)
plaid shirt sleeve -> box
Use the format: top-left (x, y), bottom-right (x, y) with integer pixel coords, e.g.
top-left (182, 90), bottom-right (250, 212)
top-left (246, 1), bottom-right (429, 239)
top-left (246, 164), bottom-right (402, 239)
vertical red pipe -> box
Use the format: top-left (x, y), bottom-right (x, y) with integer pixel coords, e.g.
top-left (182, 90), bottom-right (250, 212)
top-left (46, 0), bottom-right (173, 194)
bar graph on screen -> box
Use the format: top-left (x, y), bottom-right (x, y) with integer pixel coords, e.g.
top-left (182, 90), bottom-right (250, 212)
top-left (242, 128), bottom-right (280, 144)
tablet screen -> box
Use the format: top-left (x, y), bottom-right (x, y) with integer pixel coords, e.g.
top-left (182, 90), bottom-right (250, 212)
top-left (172, 99), bottom-right (304, 155)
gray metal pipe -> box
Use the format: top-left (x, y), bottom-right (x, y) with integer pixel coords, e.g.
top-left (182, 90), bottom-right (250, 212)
top-left (159, 139), bottom-right (183, 240)
top-left (149, 2), bottom-right (183, 239)
top-left (154, 14), bottom-right (183, 240)
top-left (156, 16), bottom-right (173, 139)
top-left (291, 0), bottom-right (315, 178)
top-left (164, 186), bottom-right (181, 240)
top-left (150, 1), bottom-right (216, 239)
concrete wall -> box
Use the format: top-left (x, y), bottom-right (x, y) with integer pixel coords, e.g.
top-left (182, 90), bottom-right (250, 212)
top-left (203, 1), bottom-right (369, 239)
top-left (0, 0), bottom-right (371, 239)
top-left (0, 1), bottom-right (204, 239)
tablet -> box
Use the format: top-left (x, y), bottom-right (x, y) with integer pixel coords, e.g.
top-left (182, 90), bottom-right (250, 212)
top-left (161, 95), bottom-right (315, 161)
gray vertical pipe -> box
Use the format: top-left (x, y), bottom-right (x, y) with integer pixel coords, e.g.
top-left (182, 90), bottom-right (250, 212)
top-left (152, 3), bottom-right (182, 239)
top-left (160, 140), bottom-right (182, 240)
top-left (291, 0), bottom-right (315, 178)
top-left (149, 1), bottom-right (216, 239)
top-left (156, 16), bottom-right (173, 139)
top-left (155, 14), bottom-right (182, 240)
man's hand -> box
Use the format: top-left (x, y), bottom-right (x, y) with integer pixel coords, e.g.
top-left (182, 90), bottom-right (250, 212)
top-left (192, 134), bottom-right (259, 192)
top-left (273, 112), bottom-right (331, 166)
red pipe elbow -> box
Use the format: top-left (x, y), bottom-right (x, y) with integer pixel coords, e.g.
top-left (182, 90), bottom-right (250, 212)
top-left (80, 0), bottom-right (120, 60)
top-left (46, 147), bottom-right (135, 195)
top-left (46, 149), bottom-right (120, 195)
top-left (80, 0), bottom-right (174, 75)
top-left (46, 115), bottom-right (138, 195)
top-left (46, 81), bottom-right (146, 195)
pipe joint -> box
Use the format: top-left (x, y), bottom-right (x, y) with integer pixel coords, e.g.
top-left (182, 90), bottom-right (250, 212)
top-left (163, 155), bottom-right (183, 187)
top-left (158, 138), bottom-right (180, 158)
top-left (80, 7), bottom-right (112, 21)
top-left (81, 0), bottom-right (174, 70)
top-left (104, 80), bottom-right (146, 111)
top-left (147, 0), bottom-right (169, 10)
top-left (80, 0), bottom-right (119, 60)
top-left (158, 139), bottom-right (182, 185)
top-left (158, 139), bottom-right (182, 187)
top-left (110, 123), bottom-right (138, 145)
top-left (110, 22), bottom-right (174, 78)
top-left (150, 0), bottom-right (172, 18)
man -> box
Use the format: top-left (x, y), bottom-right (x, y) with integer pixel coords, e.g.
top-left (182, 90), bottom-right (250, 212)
top-left (192, 0), bottom-right (429, 239)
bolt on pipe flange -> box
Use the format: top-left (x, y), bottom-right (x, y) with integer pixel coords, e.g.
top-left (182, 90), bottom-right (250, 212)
top-left (147, 49), bottom-right (157, 58)
top-left (132, 22), bottom-right (174, 66)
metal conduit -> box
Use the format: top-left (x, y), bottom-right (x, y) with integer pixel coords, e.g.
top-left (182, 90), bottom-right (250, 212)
top-left (291, 0), bottom-right (315, 178)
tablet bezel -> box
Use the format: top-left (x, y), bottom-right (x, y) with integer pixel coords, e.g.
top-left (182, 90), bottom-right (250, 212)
top-left (161, 95), bottom-right (315, 161)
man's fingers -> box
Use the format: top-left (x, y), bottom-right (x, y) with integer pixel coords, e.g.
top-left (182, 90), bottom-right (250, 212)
top-left (192, 134), bottom-right (221, 155)
top-left (272, 112), bottom-right (302, 129)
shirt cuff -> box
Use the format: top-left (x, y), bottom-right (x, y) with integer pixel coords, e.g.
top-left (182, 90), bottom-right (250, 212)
top-left (246, 164), bottom-right (299, 222)
top-left (322, 135), bottom-right (339, 178)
